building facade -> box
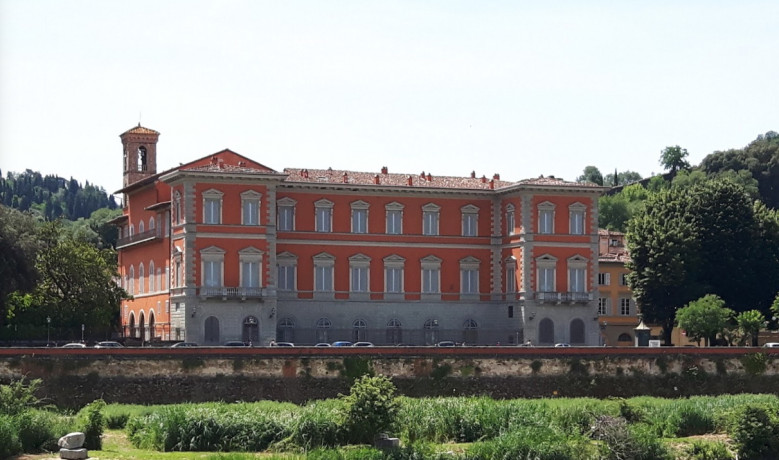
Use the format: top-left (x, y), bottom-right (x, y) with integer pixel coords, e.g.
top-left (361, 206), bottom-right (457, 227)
top-left (114, 125), bottom-right (606, 346)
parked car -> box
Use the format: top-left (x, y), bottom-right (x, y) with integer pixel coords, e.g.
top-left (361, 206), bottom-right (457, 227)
top-left (223, 341), bottom-right (249, 347)
top-left (273, 342), bottom-right (295, 347)
top-left (554, 343), bottom-right (571, 348)
top-left (94, 341), bottom-right (123, 348)
top-left (314, 343), bottom-right (332, 347)
top-left (170, 342), bottom-right (198, 348)
top-left (436, 341), bottom-right (456, 347)
top-left (352, 342), bottom-right (374, 347)
top-left (763, 342), bottom-right (779, 348)
top-left (61, 343), bottom-right (86, 348)
top-left (332, 341), bottom-right (353, 347)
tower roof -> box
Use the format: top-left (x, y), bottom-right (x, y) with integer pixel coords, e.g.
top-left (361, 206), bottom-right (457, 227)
top-left (121, 124), bottom-right (160, 136)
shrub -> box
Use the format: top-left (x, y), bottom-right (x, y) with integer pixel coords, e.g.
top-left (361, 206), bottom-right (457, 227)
top-left (291, 399), bottom-right (346, 449)
top-left (341, 375), bottom-right (400, 444)
top-left (16, 409), bottom-right (69, 452)
top-left (0, 377), bottom-right (42, 415)
top-left (465, 426), bottom-right (588, 460)
top-left (77, 399), bottom-right (106, 450)
top-left (0, 414), bottom-right (22, 459)
top-left (590, 416), bottom-right (672, 460)
top-left (728, 405), bottom-right (779, 459)
top-left (683, 439), bottom-right (734, 460)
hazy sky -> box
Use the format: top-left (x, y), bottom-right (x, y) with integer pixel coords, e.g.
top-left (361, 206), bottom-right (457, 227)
top-left (1, 1), bottom-right (777, 195)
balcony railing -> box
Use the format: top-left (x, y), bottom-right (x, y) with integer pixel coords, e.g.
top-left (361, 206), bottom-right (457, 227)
top-left (198, 286), bottom-right (265, 300)
top-left (534, 291), bottom-right (592, 304)
top-left (116, 229), bottom-right (161, 248)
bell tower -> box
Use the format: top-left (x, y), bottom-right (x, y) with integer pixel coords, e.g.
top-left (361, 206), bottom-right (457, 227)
top-left (120, 124), bottom-right (160, 187)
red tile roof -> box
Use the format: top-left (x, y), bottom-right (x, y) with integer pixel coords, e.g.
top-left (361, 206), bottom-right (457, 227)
top-left (121, 124), bottom-right (160, 136)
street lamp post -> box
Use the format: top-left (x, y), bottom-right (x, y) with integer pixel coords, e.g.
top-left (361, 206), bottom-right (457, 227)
top-left (46, 316), bottom-right (51, 347)
top-left (81, 324), bottom-right (85, 343)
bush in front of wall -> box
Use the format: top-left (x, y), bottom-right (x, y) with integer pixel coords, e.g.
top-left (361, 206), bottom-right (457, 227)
top-left (340, 374), bottom-right (400, 445)
top-left (0, 414), bottom-right (22, 459)
top-left (728, 405), bottom-right (779, 459)
top-left (76, 399), bottom-right (106, 450)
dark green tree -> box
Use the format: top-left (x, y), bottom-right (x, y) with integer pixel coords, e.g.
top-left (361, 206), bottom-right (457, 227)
top-left (604, 170), bottom-right (643, 186)
top-left (675, 294), bottom-right (733, 346)
top-left (577, 166), bottom-right (604, 185)
top-left (735, 310), bottom-right (765, 346)
top-left (0, 206), bottom-right (39, 328)
top-left (660, 145), bottom-right (691, 174)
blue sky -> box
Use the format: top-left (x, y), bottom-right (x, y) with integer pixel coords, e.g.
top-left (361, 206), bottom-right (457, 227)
top-left (1, 1), bottom-right (777, 195)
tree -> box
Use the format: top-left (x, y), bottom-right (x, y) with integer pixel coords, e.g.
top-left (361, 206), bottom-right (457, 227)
top-left (660, 145), bottom-right (691, 174)
top-left (577, 166), bottom-right (604, 185)
top-left (675, 295), bottom-right (733, 346)
top-left (604, 170), bottom-right (643, 187)
top-left (626, 179), bottom-right (779, 344)
top-left (0, 206), bottom-right (39, 328)
top-left (735, 310), bottom-right (765, 346)
top-left (340, 374), bottom-right (400, 444)
top-left (598, 194), bottom-right (631, 231)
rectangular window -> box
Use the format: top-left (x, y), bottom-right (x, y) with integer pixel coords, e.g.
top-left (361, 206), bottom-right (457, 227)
top-left (620, 298), bottom-right (631, 315)
top-left (165, 266), bottom-right (170, 291)
top-left (278, 265), bottom-right (295, 291)
top-left (598, 298), bottom-right (609, 315)
top-left (351, 266), bottom-right (368, 292)
top-left (241, 261), bottom-right (260, 288)
top-left (507, 305), bottom-right (514, 318)
top-left (569, 268), bottom-right (586, 292)
top-left (461, 269), bottom-right (478, 294)
top-left (620, 273), bottom-right (629, 286)
top-left (570, 210), bottom-right (584, 235)
top-left (352, 209), bottom-right (368, 234)
top-left (539, 210), bottom-right (553, 234)
top-left (243, 200), bottom-right (259, 225)
top-left (385, 267), bottom-right (403, 293)
top-left (315, 208), bottom-right (332, 232)
top-left (462, 214), bottom-right (477, 236)
top-left (203, 260), bottom-right (221, 287)
top-left (204, 198), bottom-right (221, 224)
top-left (174, 262), bottom-right (181, 287)
top-left (506, 267), bottom-right (517, 293)
top-left (386, 210), bottom-right (402, 234)
top-left (278, 206), bottom-right (294, 231)
top-left (598, 273), bottom-right (610, 285)
top-left (314, 265), bottom-right (333, 291)
top-left (422, 268), bottom-right (439, 293)
top-left (538, 267), bottom-right (555, 291)
top-left (506, 210), bottom-right (515, 235)
top-left (423, 211), bottom-right (439, 236)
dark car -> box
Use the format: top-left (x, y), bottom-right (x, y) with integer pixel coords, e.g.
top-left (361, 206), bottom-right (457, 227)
top-left (223, 341), bottom-right (249, 347)
top-left (332, 341), bottom-right (353, 347)
top-left (436, 341), bottom-right (456, 347)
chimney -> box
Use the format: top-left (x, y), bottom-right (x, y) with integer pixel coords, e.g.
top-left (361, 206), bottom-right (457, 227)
top-left (381, 166), bottom-right (388, 174)
top-left (374, 174), bottom-right (380, 185)
top-left (493, 173), bottom-right (500, 180)
top-left (420, 171), bottom-right (425, 178)
top-left (489, 179), bottom-right (494, 190)
top-left (481, 175), bottom-right (487, 183)
top-left (407, 175), bottom-right (413, 186)
top-left (211, 156), bottom-right (218, 165)
top-left (426, 173), bottom-right (432, 182)
top-left (343, 172), bottom-right (348, 183)
top-left (218, 158), bottom-right (225, 169)
top-left (471, 171), bottom-right (476, 178)
top-left (303, 169), bottom-right (309, 179)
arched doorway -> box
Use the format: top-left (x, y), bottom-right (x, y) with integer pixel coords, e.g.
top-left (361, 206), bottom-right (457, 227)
top-left (352, 319), bottom-right (367, 342)
top-left (539, 318), bottom-right (554, 345)
top-left (277, 318), bottom-right (295, 343)
top-left (463, 319), bottom-right (478, 345)
top-left (204, 316), bottom-right (220, 344)
top-left (242, 316), bottom-right (259, 344)
top-left (138, 311), bottom-right (146, 342)
top-left (423, 319), bottom-right (439, 345)
top-left (386, 319), bottom-right (402, 345)
top-left (570, 318), bottom-right (585, 344)
top-left (148, 311), bottom-right (156, 342)
top-left (128, 312), bottom-right (136, 338)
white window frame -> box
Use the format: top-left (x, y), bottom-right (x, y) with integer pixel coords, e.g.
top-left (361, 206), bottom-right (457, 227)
top-left (385, 202), bottom-right (404, 235)
top-left (461, 204), bottom-right (479, 237)
top-left (460, 256), bottom-right (480, 296)
top-left (277, 252), bottom-right (297, 292)
top-left (422, 203), bottom-right (440, 236)
top-left (598, 273), bottom-right (611, 286)
top-left (173, 191), bottom-right (182, 225)
top-left (349, 253), bottom-right (371, 293)
top-left (536, 254), bottom-right (557, 292)
top-left (202, 189), bottom-right (223, 225)
top-left (506, 203), bottom-right (516, 235)
top-left (620, 298), bottom-right (632, 315)
top-left (138, 263), bottom-right (145, 294)
top-left (383, 254), bottom-right (405, 295)
top-left (568, 256), bottom-right (588, 293)
top-left (538, 201), bottom-right (555, 234)
top-left (313, 252), bottom-right (335, 293)
top-left (239, 246), bottom-right (263, 289)
top-left (241, 190), bottom-right (262, 226)
top-left (277, 197), bottom-right (296, 231)
top-left (200, 246), bottom-right (225, 290)
top-left (569, 202), bottom-right (586, 235)
top-left (149, 261), bottom-right (155, 292)
top-left (505, 256), bottom-right (517, 293)
top-left (128, 265), bottom-right (135, 295)
top-left (351, 200), bottom-right (369, 234)
top-left (598, 297), bottom-right (610, 315)
top-left (315, 199), bottom-right (333, 232)
top-left (421, 255), bottom-right (442, 296)
top-left (620, 273), bottom-right (629, 286)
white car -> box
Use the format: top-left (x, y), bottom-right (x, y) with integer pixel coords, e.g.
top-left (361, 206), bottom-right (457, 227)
top-left (61, 343), bottom-right (86, 348)
top-left (763, 342), bottom-right (779, 348)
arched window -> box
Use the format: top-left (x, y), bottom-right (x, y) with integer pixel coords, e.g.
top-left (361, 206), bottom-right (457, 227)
top-left (618, 333), bottom-right (632, 343)
top-left (316, 318), bottom-right (331, 343)
top-left (138, 146), bottom-right (147, 171)
top-left (149, 217), bottom-right (155, 231)
top-left (423, 319), bottom-right (439, 345)
top-left (138, 311), bottom-right (146, 341)
top-left (386, 318), bottom-right (402, 345)
top-left (149, 261), bottom-right (155, 292)
top-left (128, 265), bottom-right (135, 295)
top-left (242, 316), bottom-right (259, 344)
top-left (129, 224), bottom-right (135, 236)
top-left (539, 318), bottom-right (554, 345)
top-left (204, 316), bottom-right (220, 344)
top-left (570, 318), bottom-right (585, 344)
top-left (128, 312), bottom-right (136, 338)
top-left (148, 311), bottom-right (155, 342)
top-left (138, 263), bottom-right (145, 294)
top-left (352, 319), bottom-right (367, 342)
top-left (463, 319), bottom-right (478, 345)
top-left (139, 220), bottom-right (145, 234)
top-left (277, 318), bottom-right (295, 343)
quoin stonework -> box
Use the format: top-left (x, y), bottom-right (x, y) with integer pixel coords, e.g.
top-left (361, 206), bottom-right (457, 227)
top-left (112, 125), bottom-right (607, 347)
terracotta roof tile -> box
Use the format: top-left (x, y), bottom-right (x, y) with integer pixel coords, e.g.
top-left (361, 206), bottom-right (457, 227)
top-left (121, 124), bottom-right (160, 136)
top-left (183, 163), bottom-right (281, 175)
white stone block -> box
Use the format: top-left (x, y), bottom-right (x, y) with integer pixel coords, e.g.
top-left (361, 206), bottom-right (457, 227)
top-left (59, 447), bottom-right (88, 459)
top-left (58, 432), bottom-right (85, 449)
